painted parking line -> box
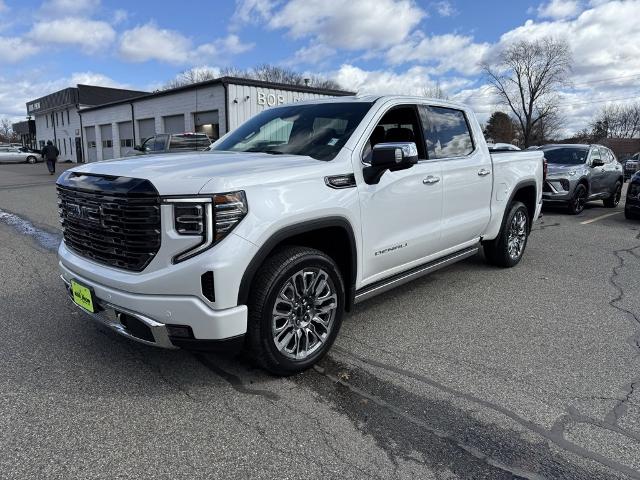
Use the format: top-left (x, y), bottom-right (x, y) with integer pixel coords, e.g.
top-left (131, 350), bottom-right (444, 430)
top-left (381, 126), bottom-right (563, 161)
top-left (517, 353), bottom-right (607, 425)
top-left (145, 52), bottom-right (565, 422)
top-left (580, 212), bottom-right (621, 225)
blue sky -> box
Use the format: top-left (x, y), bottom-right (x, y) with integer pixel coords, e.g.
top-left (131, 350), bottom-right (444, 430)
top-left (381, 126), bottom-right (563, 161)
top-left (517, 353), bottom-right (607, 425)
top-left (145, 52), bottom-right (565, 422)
top-left (1, 0), bottom-right (639, 133)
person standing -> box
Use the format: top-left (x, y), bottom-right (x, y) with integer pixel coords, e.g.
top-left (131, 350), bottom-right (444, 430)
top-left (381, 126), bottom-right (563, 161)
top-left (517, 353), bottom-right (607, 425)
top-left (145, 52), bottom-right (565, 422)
top-left (41, 140), bottom-right (59, 175)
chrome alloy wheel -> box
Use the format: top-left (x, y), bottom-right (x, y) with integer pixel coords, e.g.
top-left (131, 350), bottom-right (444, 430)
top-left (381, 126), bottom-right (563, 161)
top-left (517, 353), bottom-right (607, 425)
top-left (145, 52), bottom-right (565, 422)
top-left (507, 210), bottom-right (527, 260)
top-left (271, 268), bottom-right (337, 360)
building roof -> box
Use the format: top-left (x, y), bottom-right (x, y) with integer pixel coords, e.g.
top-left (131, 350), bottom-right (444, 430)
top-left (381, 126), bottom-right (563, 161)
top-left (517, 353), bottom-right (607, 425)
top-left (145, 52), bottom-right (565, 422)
top-left (78, 76), bottom-right (355, 113)
top-left (26, 85), bottom-right (148, 115)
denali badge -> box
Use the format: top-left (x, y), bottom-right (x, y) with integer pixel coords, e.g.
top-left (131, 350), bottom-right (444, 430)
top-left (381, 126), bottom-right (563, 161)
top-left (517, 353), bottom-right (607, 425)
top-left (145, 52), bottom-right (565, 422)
top-left (375, 243), bottom-right (408, 256)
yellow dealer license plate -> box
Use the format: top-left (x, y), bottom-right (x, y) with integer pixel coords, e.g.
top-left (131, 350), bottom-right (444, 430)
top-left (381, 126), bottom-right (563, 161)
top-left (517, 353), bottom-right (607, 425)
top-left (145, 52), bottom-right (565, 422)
top-left (70, 280), bottom-right (95, 313)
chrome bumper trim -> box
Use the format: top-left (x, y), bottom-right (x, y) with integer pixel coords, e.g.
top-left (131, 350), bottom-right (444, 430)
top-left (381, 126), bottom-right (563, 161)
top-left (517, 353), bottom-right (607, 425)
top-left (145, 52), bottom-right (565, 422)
top-left (61, 276), bottom-right (178, 349)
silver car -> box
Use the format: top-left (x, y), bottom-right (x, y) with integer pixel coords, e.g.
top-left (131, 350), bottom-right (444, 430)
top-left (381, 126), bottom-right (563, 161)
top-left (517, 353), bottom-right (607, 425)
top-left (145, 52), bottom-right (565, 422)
top-left (541, 144), bottom-right (624, 214)
top-left (0, 145), bottom-right (40, 164)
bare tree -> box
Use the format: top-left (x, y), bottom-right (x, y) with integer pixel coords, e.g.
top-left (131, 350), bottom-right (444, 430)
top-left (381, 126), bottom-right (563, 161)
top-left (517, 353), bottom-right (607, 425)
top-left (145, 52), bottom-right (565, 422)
top-left (589, 102), bottom-right (640, 140)
top-left (421, 81), bottom-right (448, 100)
top-left (0, 118), bottom-right (17, 143)
top-left (164, 64), bottom-right (344, 91)
top-left (482, 37), bottom-right (572, 148)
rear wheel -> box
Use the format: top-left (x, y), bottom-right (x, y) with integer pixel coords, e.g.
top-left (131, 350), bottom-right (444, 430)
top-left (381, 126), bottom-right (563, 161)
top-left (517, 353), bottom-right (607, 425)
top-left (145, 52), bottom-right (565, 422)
top-left (625, 207), bottom-right (640, 220)
top-left (568, 184), bottom-right (588, 215)
top-left (484, 201), bottom-right (530, 268)
top-left (603, 181), bottom-right (622, 208)
top-left (247, 246), bottom-right (344, 375)
top-left (26, 156), bottom-right (37, 164)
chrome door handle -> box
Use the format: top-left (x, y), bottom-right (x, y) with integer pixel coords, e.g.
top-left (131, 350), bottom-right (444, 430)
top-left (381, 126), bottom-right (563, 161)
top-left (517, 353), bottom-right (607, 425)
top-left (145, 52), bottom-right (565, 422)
top-left (478, 168), bottom-right (491, 177)
top-left (423, 175), bottom-right (440, 185)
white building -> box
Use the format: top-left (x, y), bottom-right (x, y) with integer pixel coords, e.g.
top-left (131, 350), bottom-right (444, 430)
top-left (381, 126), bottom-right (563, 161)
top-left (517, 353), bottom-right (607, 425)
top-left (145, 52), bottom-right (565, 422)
top-left (26, 85), bottom-right (147, 162)
top-left (77, 77), bottom-right (353, 163)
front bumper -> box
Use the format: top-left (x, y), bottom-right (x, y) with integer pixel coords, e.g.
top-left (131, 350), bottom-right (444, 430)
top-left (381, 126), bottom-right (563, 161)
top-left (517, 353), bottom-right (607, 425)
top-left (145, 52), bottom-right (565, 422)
top-left (60, 261), bottom-right (248, 348)
top-left (542, 177), bottom-right (575, 203)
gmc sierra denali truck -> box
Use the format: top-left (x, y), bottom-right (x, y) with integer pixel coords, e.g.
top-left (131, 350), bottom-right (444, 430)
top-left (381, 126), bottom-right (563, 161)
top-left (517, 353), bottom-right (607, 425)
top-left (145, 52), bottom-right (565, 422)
top-left (57, 96), bottom-right (544, 375)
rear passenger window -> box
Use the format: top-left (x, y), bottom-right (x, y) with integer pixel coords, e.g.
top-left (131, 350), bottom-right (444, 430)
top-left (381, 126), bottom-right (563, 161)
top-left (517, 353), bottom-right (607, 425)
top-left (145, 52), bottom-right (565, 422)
top-left (419, 106), bottom-right (474, 159)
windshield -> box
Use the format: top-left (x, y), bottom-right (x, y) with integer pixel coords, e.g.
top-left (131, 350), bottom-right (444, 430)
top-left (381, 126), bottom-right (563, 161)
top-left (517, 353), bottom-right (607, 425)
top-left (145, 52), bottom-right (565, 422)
top-left (212, 102), bottom-right (373, 161)
top-left (542, 147), bottom-right (589, 165)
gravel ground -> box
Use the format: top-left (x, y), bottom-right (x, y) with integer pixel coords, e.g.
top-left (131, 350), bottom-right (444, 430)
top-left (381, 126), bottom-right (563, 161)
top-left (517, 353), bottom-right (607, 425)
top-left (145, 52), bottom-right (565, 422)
top-left (1, 162), bottom-right (639, 479)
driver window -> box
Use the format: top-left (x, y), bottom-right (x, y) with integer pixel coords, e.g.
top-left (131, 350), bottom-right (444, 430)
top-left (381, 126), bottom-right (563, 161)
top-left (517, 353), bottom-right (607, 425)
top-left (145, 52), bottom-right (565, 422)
top-left (590, 148), bottom-right (601, 162)
top-left (362, 105), bottom-right (425, 163)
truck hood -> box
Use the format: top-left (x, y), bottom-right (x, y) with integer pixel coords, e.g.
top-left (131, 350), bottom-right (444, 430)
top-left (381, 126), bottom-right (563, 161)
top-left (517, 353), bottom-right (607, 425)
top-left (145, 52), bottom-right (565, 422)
top-left (68, 151), bottom-right (330, 195)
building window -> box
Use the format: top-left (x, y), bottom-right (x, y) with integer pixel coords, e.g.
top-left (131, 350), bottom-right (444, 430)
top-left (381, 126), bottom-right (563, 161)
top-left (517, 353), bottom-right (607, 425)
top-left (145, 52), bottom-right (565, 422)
top-left (61, 111), bottom-right (64, 126)
top-left (45, 116), bottom-right (48, 128)
top-left (67, 110), bottom-right (70, 124)
top-left (63, 138), bottom-right (67, 155)
top-left (69, 138), bottom-right (73, 155)
top-left (120, 139), bottom-right (134, 148)
top-left (88, 141), bottom-right (97, 148)
top-left (55, 112), bottom-right (59, 126)
top-left (39, 140), bottom-right (45, 149)
top-left (102, 139), bottom-right (113, 148)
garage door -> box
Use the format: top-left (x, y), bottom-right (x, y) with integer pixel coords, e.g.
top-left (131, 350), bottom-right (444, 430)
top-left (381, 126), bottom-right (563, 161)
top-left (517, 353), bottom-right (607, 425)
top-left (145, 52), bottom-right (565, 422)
top-left (163, 114), bottom-right (185, 134)
top-left (118, 121), bottom-right (134, 156)
top-left (138, 118), bottom-right (155, 143)
top-left (194, 110), bottom-right (220, 140)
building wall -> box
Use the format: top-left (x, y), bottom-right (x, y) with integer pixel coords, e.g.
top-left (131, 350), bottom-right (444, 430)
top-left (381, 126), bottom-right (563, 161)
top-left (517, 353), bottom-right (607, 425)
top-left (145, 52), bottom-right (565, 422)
top-left (33, 106), bottom-right (83, 162)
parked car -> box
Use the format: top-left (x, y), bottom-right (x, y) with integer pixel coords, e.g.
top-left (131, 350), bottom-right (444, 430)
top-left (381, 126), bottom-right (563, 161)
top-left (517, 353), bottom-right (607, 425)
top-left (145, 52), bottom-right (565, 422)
top-left (0, 145), bottom-right (40, 164)
top-left (56, 96), bottom-right (544, 375)
top-left (625, 171), bottom-right (640, 220)
top-left (541, 144), bottom-right (623, 214)
top-left (624, 152), bottom-right (639, 181)
top-left (129, 133), bottom-right (212, 156)
top-left (488, 142), bottom-right (521, 152)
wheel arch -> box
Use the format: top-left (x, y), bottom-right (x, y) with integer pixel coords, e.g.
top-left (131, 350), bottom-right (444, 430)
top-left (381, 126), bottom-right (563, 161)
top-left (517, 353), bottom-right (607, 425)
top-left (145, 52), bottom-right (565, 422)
top-left (238, 217), bottom-right (358, 311)
top-left (508, 180), bottom-right (537, 231)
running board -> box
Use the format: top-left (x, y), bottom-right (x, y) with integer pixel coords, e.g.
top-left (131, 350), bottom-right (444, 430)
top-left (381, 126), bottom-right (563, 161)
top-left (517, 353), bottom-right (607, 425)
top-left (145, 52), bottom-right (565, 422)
top-left (354, 245), bottom-right (480, 304)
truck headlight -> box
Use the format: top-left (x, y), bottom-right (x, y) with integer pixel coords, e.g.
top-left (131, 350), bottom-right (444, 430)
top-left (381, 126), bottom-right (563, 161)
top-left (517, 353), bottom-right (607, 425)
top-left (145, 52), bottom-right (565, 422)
top-left (165, 191), bottom-right (247, 263)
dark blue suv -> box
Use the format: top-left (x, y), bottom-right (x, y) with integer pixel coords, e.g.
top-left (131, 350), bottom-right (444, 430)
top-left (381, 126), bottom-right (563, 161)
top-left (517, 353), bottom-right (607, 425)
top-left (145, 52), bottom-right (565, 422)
top-left (625, 171), bottom-right (640, 220)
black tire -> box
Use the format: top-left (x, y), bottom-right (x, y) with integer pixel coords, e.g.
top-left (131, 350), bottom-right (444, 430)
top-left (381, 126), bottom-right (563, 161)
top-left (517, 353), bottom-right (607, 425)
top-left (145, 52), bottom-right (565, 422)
top-left (26, 156), bottom-right (37, 164)
top-left (603, 181), bottom-right (622, 208)
top-left (483, 201), bottom-right (529, 268)
top-left (625, 207), bottom-right (640, 220)
top-left (246, 246), bottom-right (345, 376)
top-left (568, 183), bottom-right (588, 215)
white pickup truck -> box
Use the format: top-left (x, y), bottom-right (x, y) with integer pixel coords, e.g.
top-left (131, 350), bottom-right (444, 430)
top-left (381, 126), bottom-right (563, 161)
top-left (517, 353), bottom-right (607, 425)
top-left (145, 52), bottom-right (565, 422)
top-left (57, 96), bottom-right (544, 374)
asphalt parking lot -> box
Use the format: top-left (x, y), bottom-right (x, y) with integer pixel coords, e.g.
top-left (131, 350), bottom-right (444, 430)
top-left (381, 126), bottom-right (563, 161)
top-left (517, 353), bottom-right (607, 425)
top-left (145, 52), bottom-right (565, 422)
top-left (1, 162), bottom-right (639, 480)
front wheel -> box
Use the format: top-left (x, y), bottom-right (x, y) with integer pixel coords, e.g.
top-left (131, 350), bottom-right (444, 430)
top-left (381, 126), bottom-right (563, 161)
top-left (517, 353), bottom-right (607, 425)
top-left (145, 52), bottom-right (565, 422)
top-left (568, 183), bottom-right (588, 215)
top-left (483, 201), bottom-right (530, 268)
top-left (247, 246), bottom-right (345, 375)
top-left (603, 181), bottom-right (622, 208)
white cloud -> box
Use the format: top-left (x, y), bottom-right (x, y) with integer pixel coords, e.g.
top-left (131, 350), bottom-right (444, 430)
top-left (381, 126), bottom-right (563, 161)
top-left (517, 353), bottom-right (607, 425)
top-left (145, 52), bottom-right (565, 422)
top-left (537, 0), bottom-right (582, 19)
top-left (0, 36), bottom-right (39, 62)
top-left (29, 17), bottom-right (116, 53)
top-left (39, 0), bottom-right (101, 16)
top-left (0, 0), bottom-right (7, 12)
top-left (0, 71), bottom-right (127, 121)
top-left (119, 24), bottom-right (253, 64)
top-left (268, 0), bottom-right (425, 50)
top-left (113, 9), bottom-right (128, 25)
top-left (232, 0), bottom-right (276, 25)
top-left (386, 32), bottom-right (490, 75)
top-left (433, 0), bottom-right (457, 16)
top-left (286, 44), bottom-right (336, 67)
top-left (332, 64), bottom-right (471, 96)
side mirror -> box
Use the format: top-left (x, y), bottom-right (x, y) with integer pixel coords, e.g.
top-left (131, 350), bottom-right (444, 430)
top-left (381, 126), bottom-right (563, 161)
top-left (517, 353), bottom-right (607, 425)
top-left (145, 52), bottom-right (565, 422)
top-left (363, 142), bottom-right (419, 185)
top-left (591, 158), bottom-right (605, 167)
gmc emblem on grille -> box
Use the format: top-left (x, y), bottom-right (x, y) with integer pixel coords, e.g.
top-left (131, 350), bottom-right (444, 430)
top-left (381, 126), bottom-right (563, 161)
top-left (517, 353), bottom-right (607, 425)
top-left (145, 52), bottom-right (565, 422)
top-left (67, 203), bottom-right (101, 223)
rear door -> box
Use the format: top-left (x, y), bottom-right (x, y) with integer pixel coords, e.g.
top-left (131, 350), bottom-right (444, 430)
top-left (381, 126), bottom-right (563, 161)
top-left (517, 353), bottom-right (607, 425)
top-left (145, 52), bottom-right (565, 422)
top-left (602, 148), bottom-right (622, 191)
top-left (357, 104), bottom-right (443, 284)
top-left (420, 105), bottom-right (492, 249)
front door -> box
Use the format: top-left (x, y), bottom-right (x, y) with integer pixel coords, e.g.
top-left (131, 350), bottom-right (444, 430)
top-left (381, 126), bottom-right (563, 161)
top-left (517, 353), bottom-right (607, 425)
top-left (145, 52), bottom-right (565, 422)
top-left (75, 137), bottom-right (83, 163)
top-left (420, 105), bottom-right (492, 249)
top-left (589, 147), bottom-right (607, 195)
top-left (356, 104), bottom-right (443, 285)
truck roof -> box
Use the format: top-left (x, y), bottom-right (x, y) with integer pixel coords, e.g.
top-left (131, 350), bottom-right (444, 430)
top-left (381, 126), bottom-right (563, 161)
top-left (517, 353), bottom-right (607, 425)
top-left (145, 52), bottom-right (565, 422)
top-left (289, 94), bottom-right (470, 110)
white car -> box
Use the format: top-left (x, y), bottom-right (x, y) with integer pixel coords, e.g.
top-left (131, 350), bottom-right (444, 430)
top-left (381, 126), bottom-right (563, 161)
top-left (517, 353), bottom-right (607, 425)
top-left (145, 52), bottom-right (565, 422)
top-left (0, 145), bottom-right (39, 164)
top-left (57, 95), bottom-right (544, 375)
